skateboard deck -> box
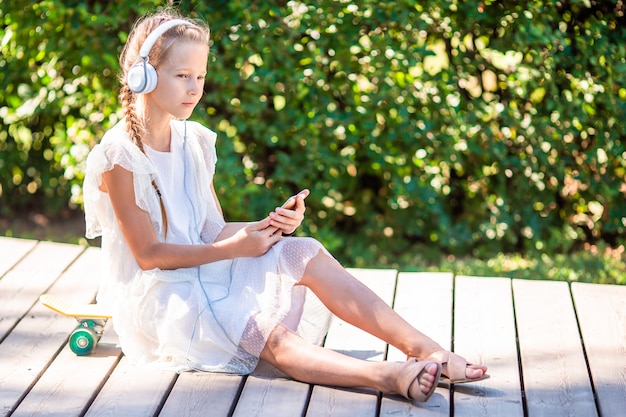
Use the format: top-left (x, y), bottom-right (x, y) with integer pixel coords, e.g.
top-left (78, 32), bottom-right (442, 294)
top-left (40, 294), bottom-right (112, 355)
top-left (40, 294), bottom-right (111, 319)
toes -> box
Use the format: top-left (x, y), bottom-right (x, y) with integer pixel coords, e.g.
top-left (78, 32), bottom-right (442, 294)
top-left (402, 361), bottom-right (441, 402)
top-left (419, 379), bottom-right (433, 394)
top-left (420, 363), bottom-right (437, 389)
top-left (418, 362), bottom-right (441, 395)
top-left (425, 362), bottom-right (439, 380)
top-left (465, 364), bottom-right (488, 379)
top-left (465, 367), bottom-right (483, 380)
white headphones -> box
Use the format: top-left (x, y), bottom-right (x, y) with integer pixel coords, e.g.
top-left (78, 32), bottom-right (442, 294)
top-left (126, 19), bottom-right (193, 94)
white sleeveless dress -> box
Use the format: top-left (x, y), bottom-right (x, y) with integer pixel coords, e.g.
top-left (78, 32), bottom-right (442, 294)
top-left (83, 119), bottom-right (332, 373)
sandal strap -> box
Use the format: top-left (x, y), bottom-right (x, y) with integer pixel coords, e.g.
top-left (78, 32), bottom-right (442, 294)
top-left (423, 350), bottom-right (469, 383)
top-left (420, 350), bottom-right (489, 384)
top-left (396, 359), bottom-right (429, 401)
top-left (445, 352), bottom-right (469, 382)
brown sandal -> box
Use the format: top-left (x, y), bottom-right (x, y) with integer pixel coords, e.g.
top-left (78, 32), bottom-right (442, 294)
top-left (395, 359), bottom-right (441, 402)
top-left (424, 350), bottom-right (489, 384)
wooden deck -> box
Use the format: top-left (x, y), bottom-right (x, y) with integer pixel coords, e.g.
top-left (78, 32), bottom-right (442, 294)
top-left (0, 236), bottom-right (624, 417)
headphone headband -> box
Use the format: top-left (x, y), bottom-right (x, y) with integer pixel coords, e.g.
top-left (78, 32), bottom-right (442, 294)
top-left (138, 19), bottom-right (193, 59)
top-left (127, 19), bottom-right (194, 94)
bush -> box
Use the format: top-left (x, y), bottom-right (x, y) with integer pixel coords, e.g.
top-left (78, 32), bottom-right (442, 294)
top-left (0, 1), bottom-right (134, 214)
top-left (1, 0), bottom-right (625, 267)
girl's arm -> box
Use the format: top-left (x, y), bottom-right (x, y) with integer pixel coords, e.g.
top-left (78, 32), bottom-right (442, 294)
top-left (102, 165), bottom-right (281, 271)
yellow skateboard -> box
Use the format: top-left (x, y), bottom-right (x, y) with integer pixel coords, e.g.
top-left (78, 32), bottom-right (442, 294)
top-left (40, 294), bottom-right (112, 356)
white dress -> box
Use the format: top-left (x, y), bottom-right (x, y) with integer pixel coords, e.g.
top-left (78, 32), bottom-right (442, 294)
top-left (83, 119), bottom-right (332, 373)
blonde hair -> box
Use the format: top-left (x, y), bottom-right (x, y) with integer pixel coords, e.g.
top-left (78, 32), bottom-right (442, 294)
top-left (118, 10), bottom-right (210, 237)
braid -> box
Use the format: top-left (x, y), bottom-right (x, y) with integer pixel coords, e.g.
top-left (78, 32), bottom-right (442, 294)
top-left (119, 84), bottom-right (146, 152)
top-left (119, 83), bottom-right (169, 238)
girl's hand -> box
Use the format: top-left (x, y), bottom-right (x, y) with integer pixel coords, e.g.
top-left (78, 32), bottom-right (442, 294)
top-left (269, 189), bottom-right (309, 236)
top-left (228, 217), bottom-right (282, 257)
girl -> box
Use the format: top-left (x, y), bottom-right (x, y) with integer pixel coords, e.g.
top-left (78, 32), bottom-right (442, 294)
top-left (83, 10), bottom-right (487, 403)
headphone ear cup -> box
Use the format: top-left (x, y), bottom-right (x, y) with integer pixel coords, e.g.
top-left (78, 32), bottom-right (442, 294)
top-left (142, 63), bottom-right (158, 94)
top-left (126, 61), bottom-right (158, 94)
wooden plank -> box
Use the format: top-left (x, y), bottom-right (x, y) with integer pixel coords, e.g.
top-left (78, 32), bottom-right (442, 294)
top-left (306, 268), bottom-right (397, 417)
top-left (0, 236), bottom-right (36, 278)
top-left (571, 282), bottom-right (626, 417)
top-left (11, 244), bottom-right (119, 417)
top-left (0, 247), bottom-right (103, 417)
top-left (387, 272), bottom-right (454, 358)
top-left (322, 268), bottom-right (397, 360)
top-left (4, 236), bottom-right (620, 417)
top-left (11, 339), bottom-right (121, 417)
top-left (84, 356), bottom-right (177, 417)
top-left (0, 241), bottom-right (84, 341)
top-left (453, 276), bottom-right (523, 417)
top-left (159, 371), bottom-right (244, 417)
top-left (34, 243), bottom-right (176, 417)
top-left (513, 279), bottom-right (597, 417)
top-left (381, 272), bottom-right (453, 417)
top-left (306, 387), bottom-right (378, 417)
top-left (0, 296), bottom-right (78, 417)
top-left (233, 360), bottom-right (310, 417)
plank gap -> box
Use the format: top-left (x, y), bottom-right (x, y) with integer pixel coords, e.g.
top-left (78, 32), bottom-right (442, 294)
top-left (79, 353), bottom-right (125, 417)
top-left (450, 274), bottom-right (457, 417)
top-left (227, 374), bottom-right (249, 417)
top-left (510, 278), bottom-right (529, 417)
top-left (569, 282), bottom-right (602, 417)
top-left (300, 384), bottom-right (314, 417)
top-left (151, 371), bottom-right (180, 417)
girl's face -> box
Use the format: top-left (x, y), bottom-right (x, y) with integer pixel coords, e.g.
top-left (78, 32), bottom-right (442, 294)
top-left (148, 40), bottom-right (209, 120)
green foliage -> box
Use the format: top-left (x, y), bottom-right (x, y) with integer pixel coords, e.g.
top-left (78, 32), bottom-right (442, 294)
top-left (1, 0), bottom-right (625, 271)
top-left (415, 242), bottom-right (626, 286)
top-left (0, 0), bottom-right (134, 213)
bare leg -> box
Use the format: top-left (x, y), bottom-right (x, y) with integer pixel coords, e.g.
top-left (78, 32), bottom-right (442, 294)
top-left (298, 252), bottom-right (487, 380)
top-left (260, 323), bottom-right (439, 400)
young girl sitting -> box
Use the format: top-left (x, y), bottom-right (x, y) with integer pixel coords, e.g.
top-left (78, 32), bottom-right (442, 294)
top-left (83, 9), bottom-right (488, 404)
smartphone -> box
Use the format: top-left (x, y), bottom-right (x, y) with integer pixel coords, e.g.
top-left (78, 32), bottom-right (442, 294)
top-left (281, 190), bottom-right (309, 209)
